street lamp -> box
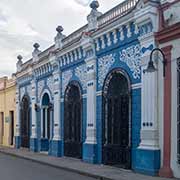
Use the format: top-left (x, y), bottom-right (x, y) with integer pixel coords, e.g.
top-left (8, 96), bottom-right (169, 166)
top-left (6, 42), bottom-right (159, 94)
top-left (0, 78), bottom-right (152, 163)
top-left (145, 48), bottom-right (167, 77)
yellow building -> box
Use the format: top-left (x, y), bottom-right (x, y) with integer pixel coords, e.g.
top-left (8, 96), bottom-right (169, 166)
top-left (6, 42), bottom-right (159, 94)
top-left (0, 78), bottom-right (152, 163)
top-left (0, 76), bottom-right (16, 147)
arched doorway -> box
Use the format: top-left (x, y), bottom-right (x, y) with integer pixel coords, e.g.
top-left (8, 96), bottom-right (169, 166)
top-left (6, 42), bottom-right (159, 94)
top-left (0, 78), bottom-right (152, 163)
top-left (102, 69), bottom-right (131, 169)
top-left (21, 95), bottom-right (30, 148)
top-left (41, 93), bottom-right (51, 142)
top-left (64, 81), bottom-right (82, 159)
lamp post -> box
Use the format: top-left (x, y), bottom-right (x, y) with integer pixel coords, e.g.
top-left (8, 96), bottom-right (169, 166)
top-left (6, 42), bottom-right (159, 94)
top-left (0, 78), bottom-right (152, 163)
top-left (145, 48), bottom-right (167, 77)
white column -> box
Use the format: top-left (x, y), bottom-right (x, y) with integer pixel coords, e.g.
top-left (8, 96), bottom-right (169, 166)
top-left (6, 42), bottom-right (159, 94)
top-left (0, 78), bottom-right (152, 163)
top-left (15, 85), bottom-right (20, 136)
top-left (85, 58), bottom-right (97, 144)
top-left (53, 70), bottom-right (61, 141)
top-left (45, 108), bottom-right (48, 138)
top-left (41, 108), bottom-right (43, 138)
top-left (139, 57), bottom-right (159, 150)
top-left (31, 79), bottom-right (37, 138)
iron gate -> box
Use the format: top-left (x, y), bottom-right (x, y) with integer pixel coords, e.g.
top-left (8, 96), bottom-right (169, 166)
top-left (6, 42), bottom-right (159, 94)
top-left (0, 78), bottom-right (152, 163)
top-left (64, 82), bottom-right (82, 159)
top-left (102, 70), bottom-right (131, 169)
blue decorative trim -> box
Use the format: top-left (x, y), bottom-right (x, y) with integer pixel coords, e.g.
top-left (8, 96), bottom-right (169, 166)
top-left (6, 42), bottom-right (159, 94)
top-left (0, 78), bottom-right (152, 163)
top-left (139, 22), bottom-right (153, 37)
top-left (87, 65), bottom-right (94, 72)
top-left (15, 136), bottom-right (21, 149)
top-left (141, 44), bottom-right (154, 54)
top-left (83, 143), bottom-right (97, 163)
top-left (30, 138), bottom-right (38, 152)
top-left (49, 140), bottom-right (63, 157)
top-left (40, 138), bottom-right (49, 151)
top-left (36, 72), bottom-right (53, 81)
top-left (134, 148), bottom-right (160, 176)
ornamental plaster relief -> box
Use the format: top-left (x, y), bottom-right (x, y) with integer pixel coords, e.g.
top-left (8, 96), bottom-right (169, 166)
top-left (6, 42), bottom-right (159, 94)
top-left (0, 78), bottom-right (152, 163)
top-left (20, 87), bottom-right (25, 100)
top-left (47, 76), bottom-right (54, 94)
top-left (98, 54), bottom-right (115, 87)
top-left (27, 84), bottom-right (32, 97)
top-left (37, 80), bottom-right (45, 99)
top-left (98, 44), bottom-right (141, 88)
top-left (119, 44), bottom-right (141, 79)
top-left (62, 69), bottom-right (73, 95)
top-left (75, 64), bottom-right (87, 91)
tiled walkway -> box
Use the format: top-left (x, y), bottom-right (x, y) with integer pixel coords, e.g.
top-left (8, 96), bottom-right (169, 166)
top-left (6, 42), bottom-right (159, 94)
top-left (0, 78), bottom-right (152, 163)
top-left (0, 146), bottom-right (175, 180)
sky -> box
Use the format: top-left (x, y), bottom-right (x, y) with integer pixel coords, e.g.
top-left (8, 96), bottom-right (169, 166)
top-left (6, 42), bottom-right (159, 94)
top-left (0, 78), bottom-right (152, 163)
top-left (0, 0), bottom-right (122, 77)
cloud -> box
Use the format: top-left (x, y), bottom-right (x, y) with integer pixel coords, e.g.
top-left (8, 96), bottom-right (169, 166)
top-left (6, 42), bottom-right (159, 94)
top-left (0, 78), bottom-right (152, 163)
top-left (0, 1), bottom-right (51, 76)
top-left (74, 0), bottom-right (92, 7)
top-left (0, 0), bottom-right (123, 77)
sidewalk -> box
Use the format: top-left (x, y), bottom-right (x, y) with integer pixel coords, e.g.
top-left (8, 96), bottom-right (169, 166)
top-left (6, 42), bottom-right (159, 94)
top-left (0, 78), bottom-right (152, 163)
top-left (0, 146), bottom-right (175, 180)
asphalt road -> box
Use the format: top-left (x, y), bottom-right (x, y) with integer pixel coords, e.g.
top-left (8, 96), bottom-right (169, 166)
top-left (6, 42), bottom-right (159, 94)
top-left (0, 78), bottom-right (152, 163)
top-left (0, 153), bottom-right (96, 180)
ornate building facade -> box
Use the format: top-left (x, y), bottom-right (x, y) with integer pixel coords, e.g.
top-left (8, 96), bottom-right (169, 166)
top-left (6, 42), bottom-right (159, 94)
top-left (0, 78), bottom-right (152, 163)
top-left (14, 0), bottom-right (167, 176)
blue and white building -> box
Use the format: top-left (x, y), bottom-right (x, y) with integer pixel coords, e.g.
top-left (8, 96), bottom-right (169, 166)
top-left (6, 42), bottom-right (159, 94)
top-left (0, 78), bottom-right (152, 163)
top-left (15, 0), bottom-right (162, 176)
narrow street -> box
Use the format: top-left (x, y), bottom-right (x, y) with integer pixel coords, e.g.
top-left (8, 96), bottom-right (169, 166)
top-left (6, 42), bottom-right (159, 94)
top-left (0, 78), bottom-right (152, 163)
top-left (0, 153), bottom-right (96, 180)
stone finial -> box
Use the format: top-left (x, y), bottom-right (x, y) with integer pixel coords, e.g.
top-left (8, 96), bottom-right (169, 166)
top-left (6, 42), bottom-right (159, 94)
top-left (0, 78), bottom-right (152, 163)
top-left (56, 26), bottom-right (64, 33)
top-left (17, 55), bottom-right (23, 61)
top-left (54, 25), bottom-right (66, 49)
top-left (90, 0), bottom-right (99, 10)
top-left (33, 43), bottom-right (40, 50)
top-left (32, 43), bottom-right (41, 62)
top-left (87, 0), bottom-right (102, 32)
top-left (16, 55), bottom-right (23, 72)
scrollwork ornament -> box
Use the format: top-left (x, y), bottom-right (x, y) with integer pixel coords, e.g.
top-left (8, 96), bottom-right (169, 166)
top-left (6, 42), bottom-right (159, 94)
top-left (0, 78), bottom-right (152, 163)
top-left (98, 54), bottom-right (115, 87)
top-left (119, 44), bottom-right (141, 79)
top-left (62, 70), bottom-right (73, 95)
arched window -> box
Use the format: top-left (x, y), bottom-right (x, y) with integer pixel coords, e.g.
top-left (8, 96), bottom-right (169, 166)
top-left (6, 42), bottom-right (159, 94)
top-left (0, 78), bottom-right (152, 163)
top-left (41, 93), bottom-right (51, 139)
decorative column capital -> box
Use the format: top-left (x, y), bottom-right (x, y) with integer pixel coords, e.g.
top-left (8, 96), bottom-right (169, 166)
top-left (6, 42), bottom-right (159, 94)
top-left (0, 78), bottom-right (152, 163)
top-left (49, 51), bottom-right (59, 73)
top-left (81, 32), bottom-right (96, 63)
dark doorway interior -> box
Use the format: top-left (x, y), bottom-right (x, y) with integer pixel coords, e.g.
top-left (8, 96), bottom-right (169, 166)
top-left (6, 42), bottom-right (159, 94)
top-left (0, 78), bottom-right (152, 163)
top-left (102, 70), bottom-right (131, 169)
top-left (9, 111), bottom-right (14, 146)
top-left (64, 82), bottom-right (82, 159)
top-left (21, 96), bottom-right (30, 148)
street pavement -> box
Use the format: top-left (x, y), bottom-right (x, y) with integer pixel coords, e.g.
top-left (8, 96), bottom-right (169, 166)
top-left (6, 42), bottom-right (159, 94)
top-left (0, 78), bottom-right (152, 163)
top-left (0, 153), bottom-right (96, 180)
top-left (0, 146), bottom-right (176, 180)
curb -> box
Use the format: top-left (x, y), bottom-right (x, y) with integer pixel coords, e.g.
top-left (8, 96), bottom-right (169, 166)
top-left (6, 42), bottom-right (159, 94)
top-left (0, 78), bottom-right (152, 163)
top-left (0, 149), bottom-right (114, 180)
